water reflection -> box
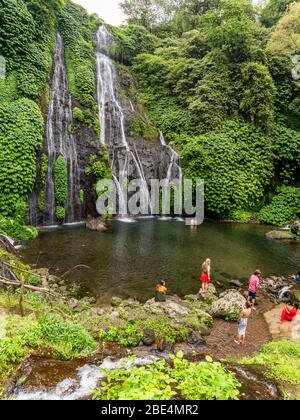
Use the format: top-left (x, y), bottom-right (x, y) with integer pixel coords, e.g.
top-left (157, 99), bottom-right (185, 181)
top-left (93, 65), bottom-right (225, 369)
top-left (21, 220), bottom-right (300, 304)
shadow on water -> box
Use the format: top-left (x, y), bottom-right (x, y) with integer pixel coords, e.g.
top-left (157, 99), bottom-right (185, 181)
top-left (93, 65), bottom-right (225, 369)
top-left (20, 220), bottom-right (300, 305)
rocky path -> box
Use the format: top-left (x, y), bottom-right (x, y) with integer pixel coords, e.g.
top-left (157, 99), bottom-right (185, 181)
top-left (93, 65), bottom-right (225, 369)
top-left (264, 304), bottom-right (300, 342)
top-left (201, 292), bottom-right (274, 360)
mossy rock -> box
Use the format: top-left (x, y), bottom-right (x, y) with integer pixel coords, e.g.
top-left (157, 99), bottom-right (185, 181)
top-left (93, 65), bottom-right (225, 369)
top-left (266, 230), bottom-right (294, 240)
top-left (294, 290), bottom-right (300, 304)
top-left (111, 297), bottom-right (123, 307)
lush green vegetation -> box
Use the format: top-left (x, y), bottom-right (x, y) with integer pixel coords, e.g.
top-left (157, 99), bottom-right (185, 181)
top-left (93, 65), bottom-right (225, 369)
top-left (98, 316), bottom-right (189, 347)
top-left (0, 99), bottom-right (43, 233)
top-left (0, 312), bottom-right (97, 383)
top-left (174, 120), bottom-right (274, 217)
top-left (1, 0), bottom-right (299, 229)
top-left (116, 0), bottom-right (300, 224)
top-left (258, 186), bottom-right (300, 225)
top-left (84, 147), bottom-right (112, 181)
top-left (0, 0), bottom-right (102, 234)
top-left (0, 285), bottom-right (97, 385)
top-left (92, 352), bottom-right (240, 400)
top-left (0, 0), bottom-right (64, 236)
top-left (58, 0), bottom-right (100, 114)
top-left (241, 340), bottom-right (300, 385)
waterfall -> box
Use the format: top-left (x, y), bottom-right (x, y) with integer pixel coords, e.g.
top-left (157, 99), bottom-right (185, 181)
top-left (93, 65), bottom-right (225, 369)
top-left (43, 33), bottom-right (81, 225)
top-left (159, 131), bottom-right (183, 187)
top-left (95, 25), bottom-right (152, 215)
top-left (278, 285), bottom-right (293, 300)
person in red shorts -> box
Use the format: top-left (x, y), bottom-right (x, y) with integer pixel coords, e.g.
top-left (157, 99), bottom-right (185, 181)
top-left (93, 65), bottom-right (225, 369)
top-left (200, 258), bottom-right (211, 292)
top-left (280, 302), bottom-right (299, 323)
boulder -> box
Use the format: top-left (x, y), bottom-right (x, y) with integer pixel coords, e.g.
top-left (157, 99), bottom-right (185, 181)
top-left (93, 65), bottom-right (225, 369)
top-left (198, 284), bottom-right (218, 302)
top-left (144, 295), bottom-right (190, 320)
top-left (229, 279), bottom-right (243, 288)
top-left (184, 294), bottom-right (199, 302)
top-left (211, 289), bottom-right (246, 320)
top-left (68, 298), bottom-right (79, 310)
top-left (291, 220), bottom-right (300, 236)
top-left (266, 230), bottom-right (294, 240)
top-left (111, 296), bottom-right (123, 307)
top-left (187, 330), bottom-right (206, 346)
top-left (86, 217), bottom-right (108, 232)
top-left (294, 290), bottom-right (300, 304)
top-left (47, 275), bottom-right (59, 285)
top-left (142, 329), bottom-right (155, 346)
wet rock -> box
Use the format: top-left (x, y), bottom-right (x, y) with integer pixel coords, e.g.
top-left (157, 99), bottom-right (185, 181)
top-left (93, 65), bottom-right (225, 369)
top-left (260, 276), bottom-right (293, 302)
top-left (211, 289), bottom-right (246, 320)
top-left (229, 279), bottom-right (243, 288)
top-left (111, 296), bottom-right (123, 307)
top-left (68, 298), bottom-right (79, 309)
top-left (47, 275), bottom-right (58, 284)
top-left (86, 217), bottom-right (108, 232)
top-left (198, 324), bottom-right (210, 337)
top-left (291, 220), bottom-right (300, 236)
top-left (122, 299), bottom-right (140, 308)
top-left (144, 295), bottom-right (189, 319)
top-left (142, 329), bottom-right (155, 346)
top-left (294, 290), bottom-right (300, 304)
top-left (198, 284), bottom-right (218, 302)
top-left (187, 331), bottom-right (206, 346)
top-left (266, 230), bottom-right (294, 240)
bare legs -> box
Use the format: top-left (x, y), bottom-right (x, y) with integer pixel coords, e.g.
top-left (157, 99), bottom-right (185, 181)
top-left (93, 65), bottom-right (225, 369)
top-left (235, 334), bottom-right (246, 345)
top-left (201, 282), bottom-right (209, 292)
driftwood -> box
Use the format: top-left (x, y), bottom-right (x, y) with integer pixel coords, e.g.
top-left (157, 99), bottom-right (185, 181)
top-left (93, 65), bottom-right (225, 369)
top-left (0, 234), bottom-right (17, 255)
top-left (0, 276), bottom-right (57, 296)
top-left (59, 264), bottom-right (90, 280)
top-left (19, 274), bottom-right (25, 317)
top-left (2, 261), bottom-right (45, 278)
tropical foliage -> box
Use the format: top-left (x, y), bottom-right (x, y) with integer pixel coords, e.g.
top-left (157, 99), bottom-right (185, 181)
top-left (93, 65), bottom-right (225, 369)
top-left (92, 353), bottom-right (240, 400)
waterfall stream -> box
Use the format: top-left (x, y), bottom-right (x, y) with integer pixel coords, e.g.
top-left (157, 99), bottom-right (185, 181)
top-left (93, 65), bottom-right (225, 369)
top-left (42, 33), bottom-right (81, 225)
top-left (159, 131), bottom-right (183, 187)
top-left (95, 25), bottom-right (152, 216)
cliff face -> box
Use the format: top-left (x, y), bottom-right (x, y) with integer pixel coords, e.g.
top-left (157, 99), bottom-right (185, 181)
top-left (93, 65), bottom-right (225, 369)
top-left (29, 25), bottom-right (177, 226)
top-left (114, 64), bottom-right (175, 185)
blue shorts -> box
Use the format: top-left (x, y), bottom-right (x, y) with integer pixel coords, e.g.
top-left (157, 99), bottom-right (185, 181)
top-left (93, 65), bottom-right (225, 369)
top-left (249, 291), bottom-right (256, 299)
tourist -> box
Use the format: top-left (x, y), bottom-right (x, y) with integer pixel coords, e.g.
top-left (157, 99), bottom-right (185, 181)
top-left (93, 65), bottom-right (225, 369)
top-left (280, 302), bottom-right (299, 323)
top-left (200, 258), bottom-right (211, 292)
top-left (155, 280), bottom-right (167, 302)
top-left (296, 271), bottom-right (300, 283)
top-left (247, 269), bottom-right (261, 309)
top-left (235, 301), bottom-right (253, 345)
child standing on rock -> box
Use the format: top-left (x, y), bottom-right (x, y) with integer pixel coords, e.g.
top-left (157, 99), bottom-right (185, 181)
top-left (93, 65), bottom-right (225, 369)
top-left (200, 258), bottom-right (211, 292)
top-left (235, 301), bottom-right (253, 345)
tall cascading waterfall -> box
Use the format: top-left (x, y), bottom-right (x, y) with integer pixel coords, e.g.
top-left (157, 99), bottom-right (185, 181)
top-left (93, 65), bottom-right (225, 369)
top-left (43, 33), bottom-right (81, 225)
top-left (159, 131), bottom-right (183, 187)
top-left (95, 25), bottom-right (152, 215)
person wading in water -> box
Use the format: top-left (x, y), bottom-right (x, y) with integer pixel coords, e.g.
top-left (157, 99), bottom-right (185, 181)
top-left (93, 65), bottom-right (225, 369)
top-left (200, 258), bottom-right (211, 292)
top-left (235, 301), bottom-right (253, 345)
